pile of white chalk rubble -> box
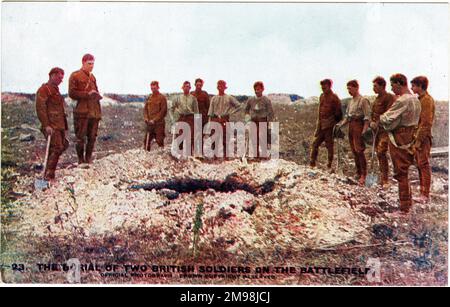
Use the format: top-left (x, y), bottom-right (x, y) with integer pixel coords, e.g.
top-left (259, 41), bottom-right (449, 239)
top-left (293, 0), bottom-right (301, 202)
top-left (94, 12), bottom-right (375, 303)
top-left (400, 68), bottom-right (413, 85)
top-left (13, 148), bottom-right (444, 253)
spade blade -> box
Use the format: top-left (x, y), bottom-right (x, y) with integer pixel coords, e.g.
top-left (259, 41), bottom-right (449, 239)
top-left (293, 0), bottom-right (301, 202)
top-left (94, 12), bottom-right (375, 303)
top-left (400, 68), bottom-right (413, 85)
top-left (365, 173), bottom-right (378, 188)
top-left (34, 178), bottom-right (49, 191)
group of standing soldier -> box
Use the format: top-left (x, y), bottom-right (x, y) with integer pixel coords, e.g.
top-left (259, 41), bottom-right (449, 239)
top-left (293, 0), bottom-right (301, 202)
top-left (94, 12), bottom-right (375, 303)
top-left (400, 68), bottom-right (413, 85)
top-left (144, 79), bottom-right (273, 156)
top-left (36, 54), bottom-right (102, 180)
top-left (310, 74), bottom-right (435, 213)
top-left (35, 54), bottom-right (274, 180)
top-left (35, 53), bottom-right (435, 215)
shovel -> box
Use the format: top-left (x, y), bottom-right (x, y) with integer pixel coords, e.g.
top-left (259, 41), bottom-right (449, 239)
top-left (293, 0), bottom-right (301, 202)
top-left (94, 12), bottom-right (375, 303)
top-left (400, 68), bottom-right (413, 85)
top-left (336, 138), bottom-right (344, 176)
top-left (365, 129), bottom-right (378, 188)
top-left (144, 131), bottom-right (150, 150)
top-left (34, 134), bottom-right (51, 191)
top-left (333, 126), bottom-right (344, 176)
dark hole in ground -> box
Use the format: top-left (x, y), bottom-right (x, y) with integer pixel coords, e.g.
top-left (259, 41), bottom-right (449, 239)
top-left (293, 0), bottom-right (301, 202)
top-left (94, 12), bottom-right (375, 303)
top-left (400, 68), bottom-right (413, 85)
top-left (129, 174), bottom-right (278, 199)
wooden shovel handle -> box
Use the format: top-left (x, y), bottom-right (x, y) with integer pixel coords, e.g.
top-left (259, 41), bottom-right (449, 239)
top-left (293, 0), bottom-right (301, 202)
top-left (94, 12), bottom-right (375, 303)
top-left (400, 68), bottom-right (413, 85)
top-left (144, 132), bottom-right (150, 150)
top-left (42, 134), bottom-right (52, 175)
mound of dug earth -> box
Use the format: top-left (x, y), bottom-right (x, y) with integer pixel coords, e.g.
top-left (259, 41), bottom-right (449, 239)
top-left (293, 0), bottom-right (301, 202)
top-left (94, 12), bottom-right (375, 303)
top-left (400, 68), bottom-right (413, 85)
top-left (14, 149), bottom-right (372, 252)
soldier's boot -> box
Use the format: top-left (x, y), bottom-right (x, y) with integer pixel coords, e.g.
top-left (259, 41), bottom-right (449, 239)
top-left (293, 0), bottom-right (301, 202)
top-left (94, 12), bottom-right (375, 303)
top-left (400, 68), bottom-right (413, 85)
top-left (378, 152), bottom-right (390, 186)
top-left (415, 165), bottom-right (430, 204)
top-left (327, 149), bottom-right (334, 169)
top-left (44, 152), bottom-right (60, 180)
top-left (400, 199), bottom-right (412, 213)
top-left (85, 138), bottom-right (96, 164)
top-left (359, 152), bottom-right (367, 185)
top-left (76, 142), bottom-right (85, 164)
top-left (418, 165), bottom-right (432, 199)
top-left (309, 149), bottom-right (318, 168)
top-left (398, 175), bottom-right (412, 213)
top-left (325, 139), bottom-right (334, 168)
top-left (309, 138), bottom-right (321, 168)
top-left (353, 152), bottom-right (361, 179)
top-left (360, 152), bottom-right (367, 176)
top-left (326, 160), bottom-right (334, 173)
top-left (358, 176), bottom-right (366, 186)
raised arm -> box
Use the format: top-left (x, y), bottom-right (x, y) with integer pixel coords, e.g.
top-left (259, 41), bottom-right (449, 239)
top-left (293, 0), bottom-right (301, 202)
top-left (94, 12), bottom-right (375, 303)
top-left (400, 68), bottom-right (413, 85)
top-left (380, 99), bottom-right (408, 131)
top-left (68, 73), bottom-right (89, 100)
top-left (229, 96), bottom-right (244, 115)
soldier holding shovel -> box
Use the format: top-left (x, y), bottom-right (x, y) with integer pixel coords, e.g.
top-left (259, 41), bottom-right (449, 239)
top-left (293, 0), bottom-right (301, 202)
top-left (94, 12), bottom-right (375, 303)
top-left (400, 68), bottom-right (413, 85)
top-left (380, 74), bottom-right (421, 214)
top-left (35, 67), bottom-right (69, 184)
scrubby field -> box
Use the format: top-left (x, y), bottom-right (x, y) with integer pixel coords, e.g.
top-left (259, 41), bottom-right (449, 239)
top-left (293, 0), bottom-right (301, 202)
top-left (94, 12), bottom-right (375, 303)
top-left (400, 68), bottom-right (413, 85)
top-left (1, 95), bottom-right (448, 285)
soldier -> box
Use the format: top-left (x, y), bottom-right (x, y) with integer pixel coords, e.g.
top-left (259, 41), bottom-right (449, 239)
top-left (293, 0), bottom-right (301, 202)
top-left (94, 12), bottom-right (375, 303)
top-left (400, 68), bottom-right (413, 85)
top-left (172, 81), bottom-right (199, 153)
top-left (69, 53), bottom-right (102, 165)
top-left (336, 80), bottom-right (370, 185)
top-left (144, 81), bottom-right (168, 150)
top-left (245, 81), bottom-right (274, 158)
top-left (411, 76), bottom-right (435, 203)
top-left (309, 79), bottom-right (343, 169)
top-left (191, 78), bottom-right (210, 129)
top-left (380, 74), bottom-right (421, 214)
top-left (207, 80), bottom-right (242, 156)
top-left (35, 67), bottom-right (69, 180)
top-left (369, 76), bottom-right (396, 186)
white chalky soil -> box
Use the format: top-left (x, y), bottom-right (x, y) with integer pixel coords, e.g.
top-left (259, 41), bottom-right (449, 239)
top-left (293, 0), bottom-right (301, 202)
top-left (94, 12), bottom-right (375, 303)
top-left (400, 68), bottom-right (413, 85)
top-left (15, 148), bottom-right (373, 252)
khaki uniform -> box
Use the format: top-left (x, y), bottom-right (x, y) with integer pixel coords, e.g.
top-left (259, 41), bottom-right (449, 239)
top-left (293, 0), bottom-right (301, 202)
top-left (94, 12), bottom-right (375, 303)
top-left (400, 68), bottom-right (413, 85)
top-left (208, 94), bottom-right (241, 152)
top-left (172, 94), bottom-right (199, 151)
top-left (144, 93), bottom-right (168, 149)
top-left (380, 93), bottom-right (421, 212)
top-left (345, 95), bottom-right (371, 178)
top-left (245, 95), bottom-right (275, 158)
top-left (191, 90), bottom-right (210, 127)
top-left (35, 83), bottom-right (69, 179)
top-left (371, 92), bottom-right (396, 184)
top-left (310, 91), bottom-right (342, 167)
top-left (68, 69), bottom-right (101, 163)
top-left (414, 92), bottom-right (435, 198)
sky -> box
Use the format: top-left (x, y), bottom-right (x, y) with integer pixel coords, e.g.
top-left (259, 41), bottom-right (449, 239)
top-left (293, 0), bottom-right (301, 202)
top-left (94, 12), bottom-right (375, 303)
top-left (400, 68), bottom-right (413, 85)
top-left (1, 2), bottom-right (448, 99)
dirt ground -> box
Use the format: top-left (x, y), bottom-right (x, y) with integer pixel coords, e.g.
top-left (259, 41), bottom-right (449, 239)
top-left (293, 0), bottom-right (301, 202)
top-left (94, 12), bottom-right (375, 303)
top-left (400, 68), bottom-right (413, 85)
top-left (1, 97), bottom-right (448, 285)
